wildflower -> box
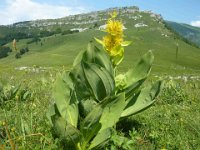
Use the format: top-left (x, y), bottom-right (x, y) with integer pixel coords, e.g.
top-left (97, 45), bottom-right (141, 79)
top-left (103, 35), bottom-right (123, 56)
top-left (95, 10), bottom-right (131, 66)
top-left (106, 19), bottom-right (123, 36)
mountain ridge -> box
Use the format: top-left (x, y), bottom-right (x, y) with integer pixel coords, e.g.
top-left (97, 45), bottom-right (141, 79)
top-left (0, 6), bottom-right (200, 75)
top-left (165, 21), bottom-right (200, 48)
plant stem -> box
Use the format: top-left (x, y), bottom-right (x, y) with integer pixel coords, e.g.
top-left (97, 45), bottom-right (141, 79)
top-left (76, 143), bottom-right (83, 150)
top-left (4, 122), bottom-right (15, 150)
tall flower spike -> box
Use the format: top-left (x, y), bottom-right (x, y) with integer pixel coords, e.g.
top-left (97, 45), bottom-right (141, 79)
top-left (95, 10), bottom-right (131, 66)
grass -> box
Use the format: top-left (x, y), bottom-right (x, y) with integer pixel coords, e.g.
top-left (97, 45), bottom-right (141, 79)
top-left (0, 67), bottom-right (199, 149)
top-left (126, 80), bottom-right (200, 149)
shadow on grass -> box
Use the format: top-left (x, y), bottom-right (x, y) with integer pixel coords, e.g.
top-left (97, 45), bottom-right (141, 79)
top-left (116, 118), bottom-right (142, 135)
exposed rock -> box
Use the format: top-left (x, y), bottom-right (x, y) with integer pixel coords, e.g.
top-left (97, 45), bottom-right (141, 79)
top-left (134, 23), bottom-right (148, 28)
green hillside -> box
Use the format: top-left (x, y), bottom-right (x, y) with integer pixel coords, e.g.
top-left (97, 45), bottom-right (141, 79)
top-left (0, 7), bottom-right (200, 75)
top-left (165, 21), bottom-right (200, 47)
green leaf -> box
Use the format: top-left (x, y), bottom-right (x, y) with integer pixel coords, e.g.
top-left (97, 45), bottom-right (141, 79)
top-left (46, 104), bottom-right (56, 126)
top-left (83, 42), bottom-right (114, 76)
top-left (53, 115), bottom-right (81, 144)
top-left (53, 73), bottom-right (71, 118)
top-left (73, 49), bottom-right (85, 67)
top-left (117, 51), bottom-right (154, 100)
top-left (53, 72), bottom-right (78, 127)
top-left (81, 106), bottom-right (103, 148)
top-left (65, 92), bottom-right (79, 127)
top-left (94, 37), bottom-right (104, 46)
top-left (121, 81), bottom-right (162, 118)
top-left (71, 42), bottom-right (115, 101)
top-left (79, 99), bottom-right (98, 117)
top-left (111, 45), bottom-right (124, 56)
top-left (124, 78), bottom-right (146, 101)
top-left (82, 62), bottom-right (115, 101)
top-left (125, 50), bottom-right (154, 87)
top-left (121, 41), bottom-right (132, 47)
top-left (99, 92), bottom-right (125, 131)
top-left (23, 91), bottom-right (30, 100)
top-left (89, 128), bottom-right (112, 150)
top-left (71, 65), bottom-right (90, 101)
top-left (111, 46), bottom-right (124, 66)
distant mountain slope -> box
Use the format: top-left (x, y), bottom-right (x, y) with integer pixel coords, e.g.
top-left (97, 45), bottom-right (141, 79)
top-left (165, 21), bottom-right (200, 47)
top-left (0, 6), bottom-right (200, 75)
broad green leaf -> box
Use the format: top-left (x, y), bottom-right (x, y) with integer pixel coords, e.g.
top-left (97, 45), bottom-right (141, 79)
top-left (124, 78), bottom-right (146, 101)
top-left (82, 62), bottom-right (115, 101)
top-left (83, 43), bottom-right (95, 62)
top-left (99, 92), bottom-right (125, 131)
top-left (53, 73), bottom-right (71, 119)
top-left (53, 72), bottom-right (78, 127)
top-left (79, 99), bottom-right (98, 117)
top-left (116, 51), bottom-right (154, 102)
top-left (125, 50), bottom-right (154, 87)
top-left (81, 106), bottom-right (103, 148)
top-left (53, 115), bottom-right (81, 144)
top-left (72, 50), bottom-right (91, 101)
top-left (94, 46), bottom-right (114, 76)
top-left (65, 92), bottom-right (79, 127)
top-left (89, 128), bottom-right (112, 150)
top-left (71, 65), bottom-right (90, 101)
top-left (73, 50), bottom-right (85, 67)
top-left (121, 81), bottom-right (162, 118)
top-left (83, 42), bottom-right (114, 76)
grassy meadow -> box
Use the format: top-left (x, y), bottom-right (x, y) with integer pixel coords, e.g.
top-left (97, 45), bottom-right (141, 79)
top-left (0, 7), bottom-right (200, 149)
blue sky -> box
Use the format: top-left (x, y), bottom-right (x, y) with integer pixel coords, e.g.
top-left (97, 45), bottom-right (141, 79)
top-left (0, 0), bottom-right (200, 26)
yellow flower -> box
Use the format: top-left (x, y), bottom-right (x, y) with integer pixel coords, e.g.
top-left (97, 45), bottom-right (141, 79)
top-left (95, 10), bottom-right (130, 66)
top-left (106, 19), bottom-right (123, 36)
top-left (103, 35), bottom-right (123, 56)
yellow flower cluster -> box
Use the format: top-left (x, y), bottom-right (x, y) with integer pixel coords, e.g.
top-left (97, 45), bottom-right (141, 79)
top-left (103, 13), bottom-right (124, 57)
top-left (95, 10), bottom-right (131, 66)
top-left (106, 19), bottom-right (123, 36)
top-left (103, 35), bottom-right (123, 56)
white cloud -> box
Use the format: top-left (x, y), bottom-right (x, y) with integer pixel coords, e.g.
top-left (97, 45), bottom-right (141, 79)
top-left (0, 0), bottom-right (86, 25)
top-left (191, 20), bottom-right (200, 27)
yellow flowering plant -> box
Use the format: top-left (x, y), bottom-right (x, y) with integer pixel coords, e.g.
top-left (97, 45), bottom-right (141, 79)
top-left (47, 10), bottom-right (162, 149)
top-left (95, 11), bottom-right (131, 66)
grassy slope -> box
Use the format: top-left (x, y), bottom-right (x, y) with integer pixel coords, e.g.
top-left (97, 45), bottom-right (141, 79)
top-left (1, 17), bottom-right (200, 75)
